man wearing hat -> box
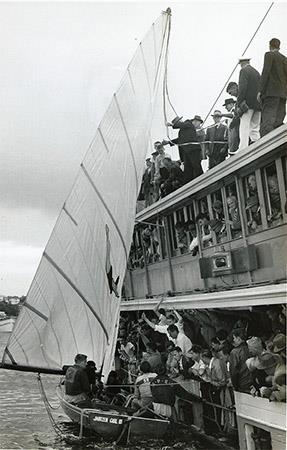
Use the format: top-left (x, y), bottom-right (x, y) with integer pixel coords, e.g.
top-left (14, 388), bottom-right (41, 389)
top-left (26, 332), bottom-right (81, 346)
top-left (222, 98), bottom-right (240, 154)
top-left (205, 110), bottom-right (228, 169)
top-left (258, 38), bottom-right (287, 137)
top-left (163, 116), bottom-right (202, 183)
top-left (237, 57), bottom-right (261, 150)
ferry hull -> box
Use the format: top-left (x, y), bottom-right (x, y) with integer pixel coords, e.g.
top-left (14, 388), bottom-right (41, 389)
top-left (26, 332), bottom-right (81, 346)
top-left (234, 391), bottom-right (286, 450)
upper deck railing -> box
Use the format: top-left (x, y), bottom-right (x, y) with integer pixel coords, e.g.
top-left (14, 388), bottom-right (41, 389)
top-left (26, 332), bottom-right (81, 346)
top-left (136, 124), bottom-right (287, 221)
top-left (123, 125), bottom-right (287, 302)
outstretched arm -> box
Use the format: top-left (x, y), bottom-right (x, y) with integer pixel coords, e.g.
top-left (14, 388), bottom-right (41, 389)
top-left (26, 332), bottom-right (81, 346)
top-left (153, 297), bottom-right (164, 317)
top-left (172, 307), bottom-right (183, 324)
top-left (141, 312), bottom-right (155, 330)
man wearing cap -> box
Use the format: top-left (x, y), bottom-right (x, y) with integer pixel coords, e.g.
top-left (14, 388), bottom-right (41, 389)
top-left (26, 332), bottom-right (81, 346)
top-left (163, 116), bottom-right (201, 183)
top-left (237, 57), bottom-right (261, 150)
top-left (258, 38), bottom-right (287, 137)
top-left (205, 110), bottom-right (228, 169)
top-left (222, 98), bottom-right (239, 154)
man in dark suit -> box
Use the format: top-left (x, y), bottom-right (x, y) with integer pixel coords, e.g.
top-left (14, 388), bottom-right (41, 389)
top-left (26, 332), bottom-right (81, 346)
top-left (237, 57), bottom-right (261, 150)
top-left (164, 116), bottom-right (202, 184)
top-left (205, 110), bottom-right (228, 169)
top-left (258, 38), bottom-right (287, 136)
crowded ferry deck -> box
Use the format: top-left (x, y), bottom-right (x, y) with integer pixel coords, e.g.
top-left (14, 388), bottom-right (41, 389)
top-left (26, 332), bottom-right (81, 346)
top-left (117, 123), bottom-right (286, 448)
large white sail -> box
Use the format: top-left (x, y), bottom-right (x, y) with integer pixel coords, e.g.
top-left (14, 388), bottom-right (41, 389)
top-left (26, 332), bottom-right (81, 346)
top-left (2, 10), bottom-right (171, 377)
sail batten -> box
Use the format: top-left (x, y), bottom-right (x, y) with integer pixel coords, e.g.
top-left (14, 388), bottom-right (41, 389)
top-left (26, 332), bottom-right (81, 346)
top-left (3, 10), bottom-right (172, 376)
top-left (81, 163), bottom-right (129, 261)
top-left (24, 303), bottom-right (48, 321)
top-left (43, 252), bottom-right (109, 342)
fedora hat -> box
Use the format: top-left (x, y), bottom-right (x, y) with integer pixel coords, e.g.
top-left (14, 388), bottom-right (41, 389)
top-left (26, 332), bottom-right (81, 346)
top-left (272, 333), bottom-right (286, 353)
top-left (211, 110), bottom-right (222, 117)
top-left (256, 352), bottom-right (280, 370)
top-left (171, 116), bottom-right (183, 126)
top-left (191, 115), bottom-right (203, 123)
top-left (222, 98), bottom-right (236, 107)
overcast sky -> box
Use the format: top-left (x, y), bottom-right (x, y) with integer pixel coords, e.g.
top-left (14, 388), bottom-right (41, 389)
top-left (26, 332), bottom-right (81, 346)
top-left (0, 1), bottom-right (286, 296)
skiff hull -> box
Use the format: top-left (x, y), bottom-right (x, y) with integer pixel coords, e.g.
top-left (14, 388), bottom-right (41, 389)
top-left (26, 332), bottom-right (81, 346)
top-left (57, 386), bottom-right (170, 441)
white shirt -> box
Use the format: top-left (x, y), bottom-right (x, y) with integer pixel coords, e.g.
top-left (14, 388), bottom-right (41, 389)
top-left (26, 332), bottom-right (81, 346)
top-left (154, 319), bottom-right (184, 337)
top-left (191, 359), bottom-right (206, 377)
top-left (175, 332), bottom-right (192, 356)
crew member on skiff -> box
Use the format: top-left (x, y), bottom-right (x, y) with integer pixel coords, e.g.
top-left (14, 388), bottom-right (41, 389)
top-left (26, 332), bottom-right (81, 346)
top-left (64, 353), bottom-right (92, 407)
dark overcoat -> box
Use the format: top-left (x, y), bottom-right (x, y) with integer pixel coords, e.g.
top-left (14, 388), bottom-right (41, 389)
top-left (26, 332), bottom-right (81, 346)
top-left (237, 64), bottom-right (261, 110)
top-left (259, 51), bottom-right (287, 99)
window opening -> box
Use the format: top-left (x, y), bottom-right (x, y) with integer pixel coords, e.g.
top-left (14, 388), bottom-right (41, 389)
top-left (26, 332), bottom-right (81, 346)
top-left (262, 162), bottom-right (283, 227)
top-left (225, 182), bottom-right (242, 239)
top-left (243, 173), bottom-right (262, 234)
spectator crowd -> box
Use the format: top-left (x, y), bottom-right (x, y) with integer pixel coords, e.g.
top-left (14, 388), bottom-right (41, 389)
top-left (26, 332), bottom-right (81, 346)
top-left (109, 303), bottom-right (286, 438)
top-left (63, 302), bottom-right (286, 441)
top-left (139, 38), bottom-right (287, 207)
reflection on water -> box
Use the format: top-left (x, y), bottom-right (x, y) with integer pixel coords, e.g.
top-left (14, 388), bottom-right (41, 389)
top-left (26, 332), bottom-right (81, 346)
top-left (0, 332), bottom-right (210, 450)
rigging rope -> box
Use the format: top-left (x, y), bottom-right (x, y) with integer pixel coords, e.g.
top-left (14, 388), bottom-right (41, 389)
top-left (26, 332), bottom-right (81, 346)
top-left (162, 10), bottom-right (178, 140)
top-left (202, 2), bottom-right (274, 125)
top-left (37, 374), bottom-right (63, 437)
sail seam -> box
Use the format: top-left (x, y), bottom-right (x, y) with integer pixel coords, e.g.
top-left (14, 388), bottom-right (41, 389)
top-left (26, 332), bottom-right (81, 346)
top-left (140, 43), bottom-right (152, 98)
top-left (34, 280), bottom-right (63, 367)
top-left (48, 262), bottom-right (80, 355)
top-left (113, 94), bottom-right (139, 193)
top-left (81, 163), bottom-right (128, 261)
top-left (43, 251), bottom-right (109, 342)
top-left (127, 68), bottom-right (136, 95)
top-left (98, 127), bottom-right (110, 153)
top-left (52, 230), bottom-right (96, 360)
top-left (63, 204), bottom-right (78, 226)
top-left (22, 307), bottom-right (49, 366)
top-left (25, 302), bottom-right (48, 321)
top-left (13, 334), bottom-right (29, 365)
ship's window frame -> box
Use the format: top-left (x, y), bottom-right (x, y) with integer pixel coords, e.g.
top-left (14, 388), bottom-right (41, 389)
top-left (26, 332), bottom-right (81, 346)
top-left (241, 171), bottom-right (263, 235)
top-left (261, 160), bottom-right (284, 228)
top-left (224, 180), bottom-right (243, 240)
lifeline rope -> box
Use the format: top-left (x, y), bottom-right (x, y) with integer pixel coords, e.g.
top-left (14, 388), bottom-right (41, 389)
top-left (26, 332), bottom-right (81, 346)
top-left (202, 2), bottom-right (274, 125)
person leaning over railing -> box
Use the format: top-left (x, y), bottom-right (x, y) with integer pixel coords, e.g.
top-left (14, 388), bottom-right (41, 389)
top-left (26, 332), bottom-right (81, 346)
top-left (163, 115), bottom-right (202, 184)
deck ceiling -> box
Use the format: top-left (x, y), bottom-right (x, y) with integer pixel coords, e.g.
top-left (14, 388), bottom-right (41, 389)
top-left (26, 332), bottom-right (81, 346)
top-left (120, 283), bottom-right (286, 311)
